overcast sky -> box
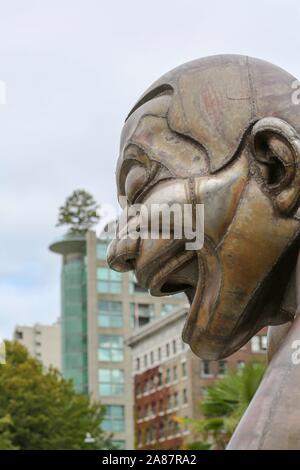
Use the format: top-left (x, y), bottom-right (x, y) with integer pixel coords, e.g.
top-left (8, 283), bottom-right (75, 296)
top-left (0, 0), bottom-right (300, 339)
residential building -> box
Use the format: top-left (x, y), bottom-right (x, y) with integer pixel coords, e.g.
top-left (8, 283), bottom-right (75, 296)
top-left (14, 321), bottom-right (61, 370)
top-left (49, 228), bottom-right (185, 449)
top-left (128, 308), bottom-right (267, 450)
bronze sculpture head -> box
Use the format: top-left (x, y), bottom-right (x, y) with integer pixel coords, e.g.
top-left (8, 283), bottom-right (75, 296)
top-left (107, 54), bottom-right (300, 360)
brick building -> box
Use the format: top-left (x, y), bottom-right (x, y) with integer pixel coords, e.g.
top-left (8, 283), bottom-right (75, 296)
top-left (128, 307), bottom-right (267, 450)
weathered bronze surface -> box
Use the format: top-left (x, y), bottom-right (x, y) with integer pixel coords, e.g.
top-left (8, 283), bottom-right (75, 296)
top-left (107, 55), bottom-right (300, 449)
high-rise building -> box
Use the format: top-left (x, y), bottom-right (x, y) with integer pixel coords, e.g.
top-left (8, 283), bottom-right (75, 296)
top-left (14, 321), bottom-right (61, 370)
top-left (128, 308), bottom-right (267, 450)
top-left (49, 229), bottom-right (185, 449)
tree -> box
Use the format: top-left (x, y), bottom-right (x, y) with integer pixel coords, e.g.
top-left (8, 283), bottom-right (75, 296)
top-left (0, 415), bottom-right (18, 450)
top-left (56, 189), bottom-right (100, 234)
top-left (179, 361), bottom-right (266, 450)
top-left (0, 341), bottom-right (113, 450)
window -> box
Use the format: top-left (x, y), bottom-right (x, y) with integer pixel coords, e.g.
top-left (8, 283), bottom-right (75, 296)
top-left (102, 405), bottom-right (125, 432)
top-left (150, 351), bottom-right (154, 364)
top-left (98, 368), bottom-right (124, 396)
top-left (136, 357), bottom-right (140, 371)
top-left (201, 360), bottom-right (212, 377)
top-left (158, 347), bottom-right (161, 361)
top-left (174, 420), bottom-right (180, 435)
top-left (167, 395), bottom-right (171, 409)
top-left (218, 360), bottom-right (228, 376)
top-left (173, 392), bottom-right (179, 407)
top-left (98, 335), bottom-right (124, 362)
top-left (144, 378), bottom-right (152, 393)
top-left (97, 267), bottom-right (122, 294)
top-left (182, 362), bottom-right (187, 377)
top-left (161, 303), bottom-right (176, 317)
top-left (159, 421), bottom-right (165, 439)
top-left (149, 377), bottom-right (153, 391)
top-left (65, 354), bottom-right (87, 370)
top-left (130, 303), bottom-right (155, 328)
top-left (172, 339), bottom-right (177, 354)
top-left (96, 242), bottom-right (109, 260)
top-left (166, 343), bottom-right (170, 357)
top-left (151, 401), bottom-right (156, 416)
top-left (167, 418), bottom-right (173, 436)
top-left (261, 335), bottom-right (267, 350)
top-left (146, 427), bottom-right (154, 444)
top-left (15, 330), bottom-right (23, 339)
top-left (159, 398), bottom-right (164, 413)
top-left (237, 360), bottom-right (245, 371)
top-left (144, 354), bottom-right (148, 368)
top-left (157, 371), bottom-right (162, 386)
top-left (173, 365), bottom-right (178, 381)
top-left (183, 388), bottom-right (188, 404)
top-left (251, 336), bottom-right (260, 352)
top-left (97, 301), bottom-right (123, 328)
top-left (251, 335), bottom-right (267, 352)
top-left (129, 273), bottom-right (148, 294)
top-left (166, 368), bottom-right (171, 384)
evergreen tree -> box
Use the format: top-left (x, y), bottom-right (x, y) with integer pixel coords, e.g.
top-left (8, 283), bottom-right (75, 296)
top-left (57, 189), bottom-right (100, 234)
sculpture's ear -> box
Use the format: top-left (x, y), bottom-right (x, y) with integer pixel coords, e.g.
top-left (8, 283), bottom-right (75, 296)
top-left (251, 117), bottom-right (300, 214)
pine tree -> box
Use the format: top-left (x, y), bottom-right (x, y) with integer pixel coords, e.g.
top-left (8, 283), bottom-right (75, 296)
top-left (57, 190), bottom-right (100, 234)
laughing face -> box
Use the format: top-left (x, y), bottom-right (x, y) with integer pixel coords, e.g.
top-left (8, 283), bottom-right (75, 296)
top-left (107, 55), bottom-right (300, 359)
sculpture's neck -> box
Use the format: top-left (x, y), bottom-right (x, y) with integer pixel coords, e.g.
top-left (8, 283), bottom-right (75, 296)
top-left (228, 249), bottom-right (300, 449)
top-left (281, 265), bottom-right (297, 316)
top-left (267, 257), bottom-right (299, 362)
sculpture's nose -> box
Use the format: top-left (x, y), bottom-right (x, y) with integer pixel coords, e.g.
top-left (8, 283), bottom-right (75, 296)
top-left (107, 216), bottom-right (140, 272)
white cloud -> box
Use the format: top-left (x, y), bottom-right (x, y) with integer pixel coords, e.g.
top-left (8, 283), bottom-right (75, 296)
top-left (0, 283), bottom-right (59, 341)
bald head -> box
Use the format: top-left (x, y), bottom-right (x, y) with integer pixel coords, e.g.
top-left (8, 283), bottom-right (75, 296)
top-left (109, 55), bottom-right (300, 359)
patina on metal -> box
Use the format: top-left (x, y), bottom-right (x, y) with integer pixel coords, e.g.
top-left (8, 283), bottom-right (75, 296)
top-left (107, 55), bottom-right (300, 449)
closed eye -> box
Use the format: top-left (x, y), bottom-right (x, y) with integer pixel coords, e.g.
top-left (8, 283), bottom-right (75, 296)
top-left (125, 163), bottom-right (149, 206)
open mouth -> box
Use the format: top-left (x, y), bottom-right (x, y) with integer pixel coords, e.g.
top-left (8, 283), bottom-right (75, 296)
top-left (147, 250), bottom-right (199, 303)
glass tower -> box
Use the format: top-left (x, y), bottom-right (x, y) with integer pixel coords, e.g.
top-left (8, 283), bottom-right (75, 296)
top-left (50, 228), bottom-right (186, 449)
top-left (61, 254), bottom-right (88, 392)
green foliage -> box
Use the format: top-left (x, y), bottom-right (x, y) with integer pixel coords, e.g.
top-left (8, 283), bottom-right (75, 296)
top-left (57, 189), bottom-right (100, 234)
top-left (0, 415), bottom-right (18, 450)
top-left (181, 361), bottom-right (266, 450)
top-left (185, 441), bottom-right (211, 450)
top-left (0, 341), bottom-right (113, 450)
